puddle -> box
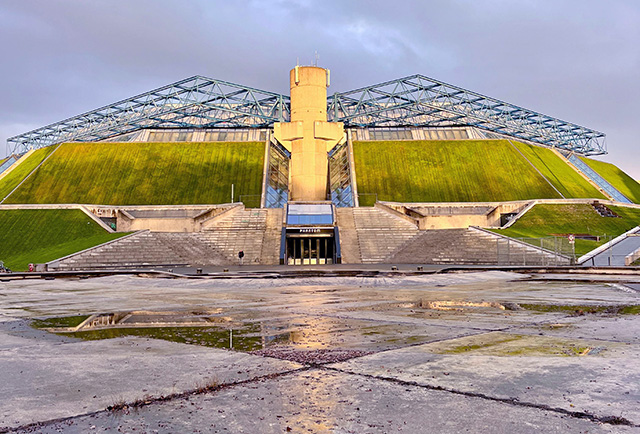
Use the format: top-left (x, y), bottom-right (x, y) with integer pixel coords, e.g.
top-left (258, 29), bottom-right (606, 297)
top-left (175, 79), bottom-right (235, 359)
top-left (69, 325), bottom-right (286, 352)
top-left (31, 315), bottom-right (90, 329)
top-left (31, 311), bottom-right (289, 352)
top-left (30, 310), bottom-right (440, 353)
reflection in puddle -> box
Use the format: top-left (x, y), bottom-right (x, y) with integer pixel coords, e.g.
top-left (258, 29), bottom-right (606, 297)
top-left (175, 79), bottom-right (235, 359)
top-left (32, 310), bottom-right (293, 352)
top-left (68, 325), bottom-right (291, 352)
top-left (32, 309), bottom-right (437, 353)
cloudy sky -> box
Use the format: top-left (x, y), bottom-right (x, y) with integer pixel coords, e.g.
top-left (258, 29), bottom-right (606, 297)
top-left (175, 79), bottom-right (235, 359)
top-left (1, 0), bottom-right (638, 177)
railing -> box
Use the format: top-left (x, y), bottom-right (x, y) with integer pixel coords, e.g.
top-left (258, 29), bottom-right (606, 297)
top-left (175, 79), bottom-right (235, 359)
top-left (470, 227), bottom-right (579, 266)
top-left (567, 154), bottom-right (631, 203)
top-left (582, 250), bottom-right (636, 267)
top-left (495, 235), bottom-right (575, 266)
top-left (578, 229), bottom-right (640, 266)
top-left (409, 205), bottom-right (494, 216)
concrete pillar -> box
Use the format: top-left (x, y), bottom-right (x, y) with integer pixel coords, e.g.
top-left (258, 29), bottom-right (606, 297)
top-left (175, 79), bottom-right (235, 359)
top-left (274, 66), bottom-right (344, 201)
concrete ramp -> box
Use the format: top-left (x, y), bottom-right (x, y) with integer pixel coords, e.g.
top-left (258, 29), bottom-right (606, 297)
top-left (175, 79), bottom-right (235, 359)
top-left (579, 226), bottom-right (640, 266)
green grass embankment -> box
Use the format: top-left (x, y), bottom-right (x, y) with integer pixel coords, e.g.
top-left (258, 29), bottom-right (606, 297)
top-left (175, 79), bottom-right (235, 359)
top-left (3, 142), bottom-right (265, 207)
top-left (511, 142), bottom-right (605, 199)
top-left (0, 209), bottom-right (128, 271)
top-left (353, 140), bottom-right (565, 205)
top-left (0, 146), bottom-right (57, 201)
top-left (491, 204), bottom-right (640, 255)
top-left (579, 157), bottom-right (640, 204)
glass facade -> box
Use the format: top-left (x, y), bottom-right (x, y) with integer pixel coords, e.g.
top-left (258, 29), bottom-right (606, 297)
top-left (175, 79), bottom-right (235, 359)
top-left (286, 204), bottom-right (333, 225)
top-left (328, 141), bottom-right (355, 207)
top-left (265, 141), bottom-right (290, 208)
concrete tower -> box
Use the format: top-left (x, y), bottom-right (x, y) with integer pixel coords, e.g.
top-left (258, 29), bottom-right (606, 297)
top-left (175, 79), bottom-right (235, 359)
top-left (274, 66), bottom-right (344, 201)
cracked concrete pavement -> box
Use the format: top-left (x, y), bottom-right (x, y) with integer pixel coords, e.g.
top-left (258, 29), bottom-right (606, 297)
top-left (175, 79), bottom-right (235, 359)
top-left (1, 270), bottom-right (639, 432)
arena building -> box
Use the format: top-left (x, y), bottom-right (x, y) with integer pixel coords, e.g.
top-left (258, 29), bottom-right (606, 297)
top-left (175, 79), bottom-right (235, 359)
top-left (2, 66), bottom-right (640, 270)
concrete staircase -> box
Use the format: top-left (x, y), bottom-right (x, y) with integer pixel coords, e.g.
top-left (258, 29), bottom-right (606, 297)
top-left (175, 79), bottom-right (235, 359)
top-left (49, 207), bottom-right (284, 270)
top-left (591, 201), bottom-right (620, 218)
top-left (50, 231), bottom-right (230, 270)
top-left (387, 228), bottom-right (570, 265)
top-left (335, 208), bottom-right (361, 263)
top-left (200, 208), bottom-right (269, 265)
top-left (48, 203), bottom-right (568, 269)
top-left (337, 207), bottom-right (420, 263)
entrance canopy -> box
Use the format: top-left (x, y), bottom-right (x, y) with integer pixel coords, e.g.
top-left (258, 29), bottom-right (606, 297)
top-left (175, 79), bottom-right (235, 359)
top-left (286, 203), bottom-right (334, 226)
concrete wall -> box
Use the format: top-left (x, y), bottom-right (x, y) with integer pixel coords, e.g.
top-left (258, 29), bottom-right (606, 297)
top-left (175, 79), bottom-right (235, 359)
top-left (117, 215), bottom-right (196, 232)
top-left (83, 204), bottom-right (240, 233)
top-left (381, 201), bottom-right (530, 229)
top-left (379, 199), bottom-right (640, 230)
top-left (0, 203), bottom-right (239, 234)
top-left (625, 247), bottom-right (640, 266)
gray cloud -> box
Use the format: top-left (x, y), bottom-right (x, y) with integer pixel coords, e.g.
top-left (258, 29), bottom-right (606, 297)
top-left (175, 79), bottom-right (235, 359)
top-left (1, 0), bottom-right (638, 177)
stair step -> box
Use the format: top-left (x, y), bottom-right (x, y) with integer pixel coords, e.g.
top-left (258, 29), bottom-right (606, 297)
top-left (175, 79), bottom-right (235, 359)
top-left (53, 208), bottom-right (284, 270)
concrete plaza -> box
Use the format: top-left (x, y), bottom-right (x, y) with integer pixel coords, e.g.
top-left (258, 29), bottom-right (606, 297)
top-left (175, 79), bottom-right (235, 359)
top-left (1, 269), bottom-right (639, 433)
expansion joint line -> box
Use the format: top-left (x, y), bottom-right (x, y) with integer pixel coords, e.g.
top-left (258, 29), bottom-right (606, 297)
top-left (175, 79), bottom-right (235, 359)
top-left (323, 366), bottom-right (636, 427)
top-left (0, 366), bottom-right (310, 434)
top-left (507, 139), bottom-right (565, 199)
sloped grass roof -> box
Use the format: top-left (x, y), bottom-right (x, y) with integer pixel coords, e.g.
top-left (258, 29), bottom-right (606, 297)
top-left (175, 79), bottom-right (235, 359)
top-left (2, 141), bottom-right (265, 207)
top-left (511, 142), bottom-right (605, 199)
top-left (353, 140), bottom-right (567, 205)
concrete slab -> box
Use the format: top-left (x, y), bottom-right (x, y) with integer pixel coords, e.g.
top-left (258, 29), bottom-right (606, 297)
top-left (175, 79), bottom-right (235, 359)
top-left (332, 332), bottom-right (640, 425)
top-left (1, 271), bottom-right (639, 432)
top-left (12, 369), bottom-right (631, 434)
top-left (0, 331), bottom-right (301, 430)
top-left (518, 314), bottom-right (640, 345)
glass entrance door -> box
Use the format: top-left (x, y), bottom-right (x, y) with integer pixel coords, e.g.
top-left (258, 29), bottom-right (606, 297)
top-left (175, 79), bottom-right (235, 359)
top-left (286, 237), bottom-right (334, 265)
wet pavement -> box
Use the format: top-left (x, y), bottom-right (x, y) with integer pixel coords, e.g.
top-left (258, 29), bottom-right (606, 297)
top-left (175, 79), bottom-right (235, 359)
top-left (1, 270), bottom-right (639, 432)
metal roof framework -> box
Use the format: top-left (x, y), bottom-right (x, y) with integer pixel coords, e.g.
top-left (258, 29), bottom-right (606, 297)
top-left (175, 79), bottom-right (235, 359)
top-left (8, 76), bottom-right (290, 153)
top-left (8, 74), bottom-right (606, 156)
top-left (328, 75), bottom-right (606, 155)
